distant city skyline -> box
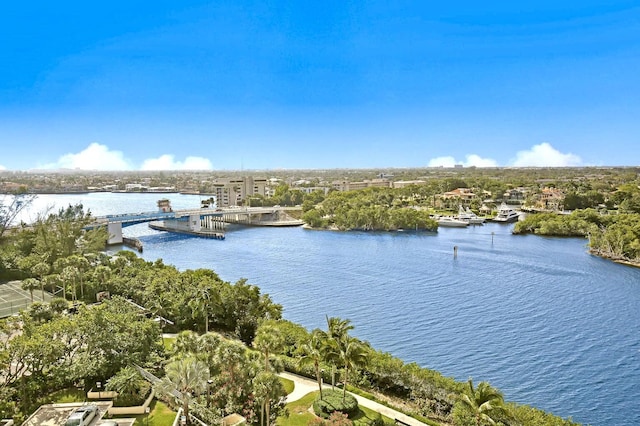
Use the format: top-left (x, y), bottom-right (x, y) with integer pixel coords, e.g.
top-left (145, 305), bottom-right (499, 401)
top-left (1, 1), bottom-right (639, 171)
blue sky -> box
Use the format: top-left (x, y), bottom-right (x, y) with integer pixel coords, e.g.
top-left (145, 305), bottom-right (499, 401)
top-left (1, 1), bottom-right (639, 171)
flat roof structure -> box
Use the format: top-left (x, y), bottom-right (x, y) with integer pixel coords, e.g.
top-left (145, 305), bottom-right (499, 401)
top-left (21, 402), bottom-right (126, 426)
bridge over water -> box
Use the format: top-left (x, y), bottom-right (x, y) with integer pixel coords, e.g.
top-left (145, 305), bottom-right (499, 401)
top-left (93, 206), bottom-right (302, 244)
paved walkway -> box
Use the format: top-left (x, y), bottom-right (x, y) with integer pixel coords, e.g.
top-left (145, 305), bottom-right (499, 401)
top-left (279, 372), bottom-right (428, 426)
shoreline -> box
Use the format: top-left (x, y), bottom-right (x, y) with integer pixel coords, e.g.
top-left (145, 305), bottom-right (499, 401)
top-left (589, 248), bottom-right (640, 268)
top-left (301, 224), bottom-right (437, 233)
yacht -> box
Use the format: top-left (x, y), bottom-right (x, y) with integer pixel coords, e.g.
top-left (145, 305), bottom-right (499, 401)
top-left (492, 203), bottom-right (521, 223)
top-left (456, 206), bottom-right (485, 225)
top-left (436, 216), bottom-right (469, 227)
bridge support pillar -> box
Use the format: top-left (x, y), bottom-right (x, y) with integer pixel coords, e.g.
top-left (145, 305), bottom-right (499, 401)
top-left (107, 222), bottom-right (123, 245)
top-left (188, 214), bottom-right (201, 232)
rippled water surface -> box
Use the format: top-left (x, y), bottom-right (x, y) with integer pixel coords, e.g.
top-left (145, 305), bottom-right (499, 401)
top-left (19, 193), bottom-right (640, 425)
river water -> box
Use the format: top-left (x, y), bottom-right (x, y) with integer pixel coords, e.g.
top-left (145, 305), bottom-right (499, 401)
top-left (14, 193), bottom-right (640, 425)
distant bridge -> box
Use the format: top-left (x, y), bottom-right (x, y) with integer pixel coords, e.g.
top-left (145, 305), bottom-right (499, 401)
top-left (93, 206), bottom-right (301, 244)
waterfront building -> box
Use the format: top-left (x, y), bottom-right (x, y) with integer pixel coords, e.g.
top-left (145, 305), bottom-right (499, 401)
top-left (212, 177), bottom-right (267, 207)
top-left (535, 187), bottom-right (565, 211)
top-left (503, 187), bottom-right (528, 203)
top-left (125, 183), bottom-right (145, 191)
top-left (441, 188), bottom-right (476, 207)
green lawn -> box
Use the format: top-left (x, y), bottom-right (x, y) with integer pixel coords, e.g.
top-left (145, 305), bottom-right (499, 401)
top-left (112, 400), bottom-right (176, 426)
top-left (280, 377), bottom-right (295, 395)
top-left (162, 336), bottom-right (175, 352)
top-left (352, 405), bottom-right (391, 426)
top-left (46, 388), bottom-right (86, 403)
top-left (277, 392), bottom-right (318, 426)
top-left (276, 391), bottom-right (393, 426)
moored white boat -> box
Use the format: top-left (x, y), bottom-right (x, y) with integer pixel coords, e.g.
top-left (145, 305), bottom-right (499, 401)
top-left (436, 216), bottom-right (469, 227)
top-left (492, 203), bottom-right (521, 223)
top-left (456, 206), bottom-right (485, 225)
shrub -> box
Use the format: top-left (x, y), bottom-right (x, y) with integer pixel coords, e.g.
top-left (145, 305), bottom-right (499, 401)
top-left (111, 382), bottom-right (151, 406)
top-left (313, 390), bottom-right (359, 419)
top-left (310, 411), bottom-right (353, 425)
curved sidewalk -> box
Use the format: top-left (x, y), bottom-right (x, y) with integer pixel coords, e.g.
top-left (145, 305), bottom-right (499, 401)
top-left (279, 371), bottom-right (429, 426)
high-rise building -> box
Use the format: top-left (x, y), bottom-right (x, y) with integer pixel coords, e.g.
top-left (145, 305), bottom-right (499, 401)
top-left (212, 177), bottom-right (267, 207)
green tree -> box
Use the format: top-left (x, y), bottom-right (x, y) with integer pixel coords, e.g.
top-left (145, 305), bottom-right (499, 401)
top-left (187, 274), bottom-right (221, 334)
top-left (219, 278), bottom-right (282, 344)
top-left (209, 338), bottom-right (254, 417)
top-left (73, 296), bottom-right (163, 381)
top-left (68, 255), bottom-right (90, 300)
top-left (91, 265), bottom-right (112, 298)
top-left (30, 204), bottom-right (106, 264)
top-left (105, 365), bottom-right (149, 403)
top-left (253, 321), bottom-right (285, 371)
top-left (298, 328), bottom-right (327, 399)
top-left (48, 297), bottom-right (69, 314)
top-left (172, 330), bottom-right (201, 357)
top-left (61, 266), bottom-right (79, 301)
top-left (324, 316), bottom-right (354, 389)
top-left (21, 278), bottom-right (39, 303)
top-left (253, 370), bottom-right (286, 426)
top-left (337, 337), bottom-right (368, 401)
top-left (43, 273), bottom-right (62, 299)
top-left (458, 378), bottom-right (505, 426)
top-left (32, 261), bottom-right (50, 301)
top-left (156, 357), bottom-right (210, 425)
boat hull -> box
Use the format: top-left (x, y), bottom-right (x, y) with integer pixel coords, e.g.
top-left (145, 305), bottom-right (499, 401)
top-left (437, 218), bottom-right (469, 227)
top-left (491, 215), bottom-right (520, 223)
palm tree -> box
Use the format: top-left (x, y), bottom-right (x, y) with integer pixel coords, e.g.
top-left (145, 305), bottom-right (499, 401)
top-left (214, 339), bottom-right (247, 386)
top-left (21, 278), bottom-right (39, 303)
top-left (324, 316), bottom-right (354, 388)
top-left (49, 297), bottom-right (69, 314)
top-left (254, 322), bottom-right (284, 371)
top-left (155, 357), bottom-right (210, 425)
top-left (69, 255), bottom-right (90, 300)
top-left (326, 316), bottom-right (354, 340)
top-left (197, 332), bottom-right (222, 368)
top-left (298, 329), bottom-right (326, 399)
top-left (61, 266), bottom-right (79, 301)
top-left (172, 330), bottom-right (201, 356)
top-left (337, 336), bottom-right (368, 401)
top-left (33, 262), bottom-right (50, 301)
top-left (92, 265), bottom-right (112, 296)
top-left (460, 378), bottom-right (505, 426)
top-left (106, 365), bottom-right (147, 400)
top-left (253, 371), bottom-right (285, 426)
top-left (188, 281), bottom-right (219, 333)
top-left (43, 273), bottom-right (62, 299)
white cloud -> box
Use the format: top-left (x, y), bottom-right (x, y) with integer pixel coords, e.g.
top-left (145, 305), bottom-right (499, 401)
top-left (42, 143), bottom-right (132, 170)
top-left (510, 142), bottom-right (581, 167)
top-left (428, 154), bottom-right (498, 168)
top-left (428, 156), bottom-right (457, 168)
top-left (141, 154), bottom-right (212, 170)
top-left (464, 154), bottom-right (498, 167)
top-left (38, 143), bottom-right (213, 171)
top-left (0, 164), bottom-right (6, 170)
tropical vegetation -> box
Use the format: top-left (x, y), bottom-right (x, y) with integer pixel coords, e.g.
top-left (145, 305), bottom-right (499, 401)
top-left (302, 188), bottom-right (439, 231)
top-left (514, 209), bottom-right (640, 263)
top-left (0, 181), bottom-right (612, 425)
